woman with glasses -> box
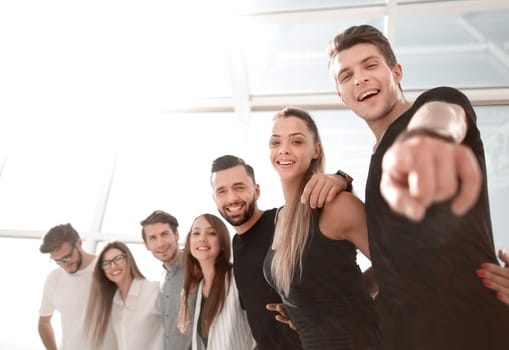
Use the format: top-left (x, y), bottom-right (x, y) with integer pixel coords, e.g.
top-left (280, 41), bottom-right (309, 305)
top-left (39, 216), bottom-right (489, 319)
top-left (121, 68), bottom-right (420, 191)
top-left (178, 214), bottom-right (256, 350)
top-left (85, 240), bottom-right (163, 350)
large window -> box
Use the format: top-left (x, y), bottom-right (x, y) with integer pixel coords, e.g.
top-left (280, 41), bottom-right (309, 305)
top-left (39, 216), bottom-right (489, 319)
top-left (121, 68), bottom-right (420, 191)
top-left (0, 1), bottom-right (507, 349)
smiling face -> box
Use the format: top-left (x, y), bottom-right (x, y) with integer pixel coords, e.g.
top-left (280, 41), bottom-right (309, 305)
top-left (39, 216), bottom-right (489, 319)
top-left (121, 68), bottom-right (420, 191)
top-left (270, 116), bottom-right (320, 183)
top-left (143, 222), bottom-right (180, 268)
top-left (211, 165), bottom-right (260, 227)
top-left (188, 216), bottom-right (222, 265)
top-left (101, 248), bottom-right (128, 285)
top-left (332, 42), bottom-right (404, 130)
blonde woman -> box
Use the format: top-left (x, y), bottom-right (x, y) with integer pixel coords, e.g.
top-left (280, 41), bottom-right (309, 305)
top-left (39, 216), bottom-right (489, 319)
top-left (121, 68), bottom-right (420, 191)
top-left (178, 213), bottom-right (256, 350)
top-left (85, 241), bottom-right (163, 350)
top-left (263, 107), bottom-right (379, 349)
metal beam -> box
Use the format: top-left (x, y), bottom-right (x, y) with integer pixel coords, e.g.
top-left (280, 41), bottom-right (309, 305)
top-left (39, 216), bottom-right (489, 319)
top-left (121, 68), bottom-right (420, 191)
top-left (85, 155), bottom-right (118, 252)
top-left (0, 229), bottom-right (143, 244)
top-left (159, 87), bottom-right (509, 113)
top-left (237, 1), bottom-right (509, 24)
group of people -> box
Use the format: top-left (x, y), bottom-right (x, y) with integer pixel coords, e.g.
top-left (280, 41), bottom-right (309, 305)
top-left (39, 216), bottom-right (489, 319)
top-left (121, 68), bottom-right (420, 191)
top-left (37, 25), bottom-right (509, 350)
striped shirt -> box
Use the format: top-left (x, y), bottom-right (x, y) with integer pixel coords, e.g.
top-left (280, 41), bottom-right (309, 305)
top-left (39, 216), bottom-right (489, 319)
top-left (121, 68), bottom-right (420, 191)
top-left (192, 276), bottom-right (256, 350)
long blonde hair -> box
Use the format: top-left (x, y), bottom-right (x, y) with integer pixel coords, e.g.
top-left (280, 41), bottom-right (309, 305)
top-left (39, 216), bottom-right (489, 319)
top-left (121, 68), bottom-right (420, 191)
top-left (271, 107), bottom-right (325, 296)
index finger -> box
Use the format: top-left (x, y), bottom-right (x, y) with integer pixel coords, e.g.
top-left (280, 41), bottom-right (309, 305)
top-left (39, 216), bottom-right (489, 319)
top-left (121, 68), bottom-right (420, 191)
top-left (406, 144), bottom-right (435, 206)
top-left (380, 149), bottom-right (426, 221)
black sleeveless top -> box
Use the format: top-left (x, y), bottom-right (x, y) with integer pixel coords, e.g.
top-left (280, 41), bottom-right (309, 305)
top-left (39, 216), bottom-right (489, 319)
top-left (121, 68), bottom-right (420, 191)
top-left (366, 87), bottom-right (509, 349)
top-left (263, 210), bottom-right (379, 350)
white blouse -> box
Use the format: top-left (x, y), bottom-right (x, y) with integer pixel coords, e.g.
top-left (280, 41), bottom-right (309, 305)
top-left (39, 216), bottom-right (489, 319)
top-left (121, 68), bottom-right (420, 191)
top-left (112, 278), bottom-right (164, 350)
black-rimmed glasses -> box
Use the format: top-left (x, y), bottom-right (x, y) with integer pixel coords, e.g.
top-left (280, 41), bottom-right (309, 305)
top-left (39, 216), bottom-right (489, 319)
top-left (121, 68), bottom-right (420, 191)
top-left (50, 244), bottom-right (76, 265)
top-left (101, 254), bottom-right (127, 270)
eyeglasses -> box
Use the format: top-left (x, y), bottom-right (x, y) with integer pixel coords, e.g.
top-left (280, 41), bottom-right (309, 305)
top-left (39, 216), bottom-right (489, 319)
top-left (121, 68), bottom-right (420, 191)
top-left (101, 254), bottom-right (127, 270)
top-left (50, 244), bottom-right (76, 265)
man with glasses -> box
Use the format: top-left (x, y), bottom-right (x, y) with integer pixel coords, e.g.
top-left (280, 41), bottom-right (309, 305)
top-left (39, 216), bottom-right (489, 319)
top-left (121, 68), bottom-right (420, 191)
top-left (38, 223), bottom-right (116, 350)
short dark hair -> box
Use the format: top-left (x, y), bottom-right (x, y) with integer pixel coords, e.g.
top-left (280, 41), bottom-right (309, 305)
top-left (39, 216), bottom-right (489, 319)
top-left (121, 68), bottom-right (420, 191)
top-left (140, 210), bottom-right (179, 242)
top-left (40, 223), bottom-right (80, 253)
top-left (210, 155), bottom-right (256, 185)
top-left (327, 24), bottom-right (399, 89)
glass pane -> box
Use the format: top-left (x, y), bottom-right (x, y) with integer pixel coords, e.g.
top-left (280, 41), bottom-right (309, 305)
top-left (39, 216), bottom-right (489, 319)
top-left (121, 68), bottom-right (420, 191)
top-left (464, 11), bottom-right (509, 56)
top-left (102, 113), bottom-right (245, 236)
top-left (0, 238), bottom-right (58, 350)
top-left (396, 10), bottom-right (509, 89)
top-left (160, 41), bottom-right (232, 101)
top-left (243, 18), bottom-right (384, 95)
top-left (0, 1), bottom-right (231, 118)
top-left (477, 105), bottom-right (509, 250)
top-left (0, 149), bottom-right (112, 231)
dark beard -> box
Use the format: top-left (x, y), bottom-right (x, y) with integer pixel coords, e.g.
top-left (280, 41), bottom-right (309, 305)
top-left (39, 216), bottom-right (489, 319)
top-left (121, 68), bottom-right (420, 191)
top-left (70, 249), bottom-right (83, 274)
top-left (219, 197), bottom-right (256, 227)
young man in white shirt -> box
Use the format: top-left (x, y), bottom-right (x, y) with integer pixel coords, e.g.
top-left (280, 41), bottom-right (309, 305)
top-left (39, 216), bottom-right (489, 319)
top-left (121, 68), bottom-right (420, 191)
top-left (38, 223), bottom-right (115, 350)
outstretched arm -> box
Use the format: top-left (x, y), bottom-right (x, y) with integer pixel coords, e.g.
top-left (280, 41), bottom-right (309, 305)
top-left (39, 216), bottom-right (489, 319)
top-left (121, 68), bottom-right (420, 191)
top-left (478, 249), bottom-right (509, 306)
top-left (381, 101), bottom-right (482, 221)
top-left (301, 170), bottom-right (353, 209)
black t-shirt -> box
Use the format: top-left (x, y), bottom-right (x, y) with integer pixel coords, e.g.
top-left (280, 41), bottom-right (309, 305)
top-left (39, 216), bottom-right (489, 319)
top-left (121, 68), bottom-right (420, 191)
top-left (366, 87), bottom-right (509, 349)
top-left (264, 209), bottom-right (380, 350)
top-left (232, 209), bottom-right (302, 350)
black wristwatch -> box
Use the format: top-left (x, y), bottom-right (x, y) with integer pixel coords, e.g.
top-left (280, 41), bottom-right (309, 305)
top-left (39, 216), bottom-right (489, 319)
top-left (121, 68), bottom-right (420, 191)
top-left (336, 169), bottom-right (353, 193)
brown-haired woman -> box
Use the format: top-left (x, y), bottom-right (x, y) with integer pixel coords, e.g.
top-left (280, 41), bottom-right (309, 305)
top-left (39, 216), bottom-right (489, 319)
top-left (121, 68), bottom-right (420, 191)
top-left (178, 213), bottom-right (256, 350)
top-left (85, 240), bottom-right (163, 350)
